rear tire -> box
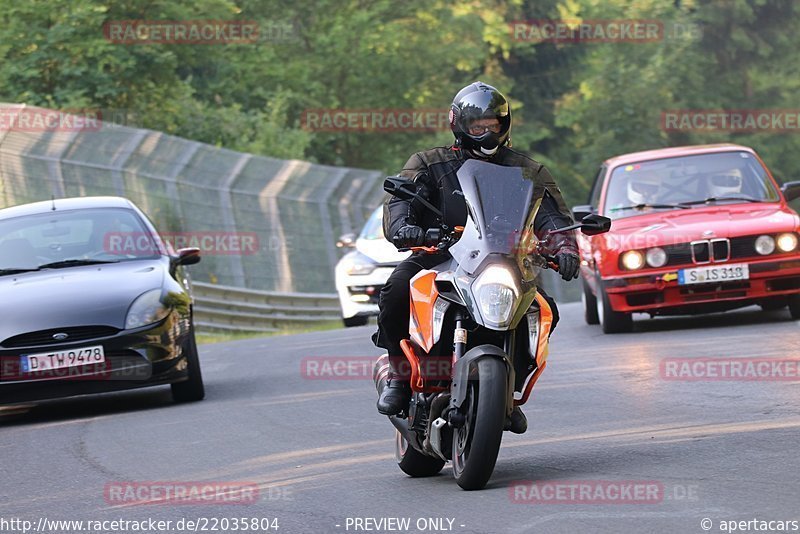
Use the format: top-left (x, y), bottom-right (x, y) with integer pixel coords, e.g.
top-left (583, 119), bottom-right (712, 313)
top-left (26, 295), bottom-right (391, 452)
top-left (395, 431), bottom-right (445, 477)
top-left (596, 278), bottom-right (633, 334)
top-left (582, 277), bottom-right (600, 325)
top-left (343, 315), bottom-right (369, 327)
top-left (171, 327), bottom-right (205, 402)
top-left (452, 357), bottom-right (506, 490)
top-left (789, 295), bottom-right (800, 320)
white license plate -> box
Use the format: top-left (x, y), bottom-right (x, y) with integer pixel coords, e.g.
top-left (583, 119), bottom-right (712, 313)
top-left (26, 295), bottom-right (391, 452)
top-left (20, 345), bottom-right (105, 373)
top-left (678, 263), bottom-right (749, 285)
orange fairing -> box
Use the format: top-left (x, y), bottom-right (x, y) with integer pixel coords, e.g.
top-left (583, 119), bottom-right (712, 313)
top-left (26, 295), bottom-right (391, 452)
top-left (533, 291), bottom-right (553, 368)
top-left (514, 292), bottom-right (553, 406)
top-left (408, 270), bottom-right (439, 353)
top-left (399, 339), bottom-right (446, 393)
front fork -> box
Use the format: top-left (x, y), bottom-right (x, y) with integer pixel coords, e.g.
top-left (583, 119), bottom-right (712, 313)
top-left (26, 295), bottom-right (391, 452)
top-left (447, 311), bottom-right (515, 428)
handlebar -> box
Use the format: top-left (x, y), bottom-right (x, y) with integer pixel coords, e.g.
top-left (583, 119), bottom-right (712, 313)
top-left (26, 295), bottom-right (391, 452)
top-left (400, 225), bottom-right (562, 273)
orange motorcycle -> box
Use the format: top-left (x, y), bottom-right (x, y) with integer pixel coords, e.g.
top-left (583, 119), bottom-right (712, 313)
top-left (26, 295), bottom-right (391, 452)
top-left (374, 159), bottom-right (610, 490)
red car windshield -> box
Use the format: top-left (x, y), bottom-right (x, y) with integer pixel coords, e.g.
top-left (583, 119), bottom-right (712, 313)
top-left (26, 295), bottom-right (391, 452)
top-left (604, 151), bottom-right (780, 219)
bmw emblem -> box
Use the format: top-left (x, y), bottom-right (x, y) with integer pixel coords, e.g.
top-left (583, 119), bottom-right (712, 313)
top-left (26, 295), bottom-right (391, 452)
top-left (702, 230), bottom-right (715, 237)
top-left (53, 332), bottom-right (69, 341)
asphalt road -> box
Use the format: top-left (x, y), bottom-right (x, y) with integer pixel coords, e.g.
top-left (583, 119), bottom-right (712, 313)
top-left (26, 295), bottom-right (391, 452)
top-left (1, 303), bottom-right (799, 534)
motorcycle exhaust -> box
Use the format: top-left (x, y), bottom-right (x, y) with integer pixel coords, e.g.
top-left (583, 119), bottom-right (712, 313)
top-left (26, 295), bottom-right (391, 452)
top-left (372, 354), bottom-right (390, 397)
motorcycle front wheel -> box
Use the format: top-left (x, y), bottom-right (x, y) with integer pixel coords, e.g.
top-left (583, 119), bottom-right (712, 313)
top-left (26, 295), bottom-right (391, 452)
top-left (451, 356), bottom-right (506, 490)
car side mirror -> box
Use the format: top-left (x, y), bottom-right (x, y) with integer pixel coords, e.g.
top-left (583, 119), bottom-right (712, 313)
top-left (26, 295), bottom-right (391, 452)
top-left (336, 232), bottom-right (357, 248)
top-left (580, 214), bottom-right (612, 236)
top-left (572, 204), bottom-right (594, 221)
top-left (174, 247), bottom-right (201, 266)
top-left (384, 176), bottom-right (418, 201)
top-left (781, 181), bottom-right (800, 202)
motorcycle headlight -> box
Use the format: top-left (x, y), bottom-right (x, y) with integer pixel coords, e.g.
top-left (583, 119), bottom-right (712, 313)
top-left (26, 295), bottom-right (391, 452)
top-left (621, 250), bottom-right (645, 270)
top-left (473, 265), bottom-right (519, 326)
top-left (645, 247), bottom-right (668, 268)
top-left (755, 235), bottom-right (775, 255)
top-left (126, 289), bottom-right (169, 329)
top-left (776, 233), bottom-right (798, 253)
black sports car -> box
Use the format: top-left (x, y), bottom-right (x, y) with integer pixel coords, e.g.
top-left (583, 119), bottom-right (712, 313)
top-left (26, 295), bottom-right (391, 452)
top-left (0, 196), bottom-right (204, 404)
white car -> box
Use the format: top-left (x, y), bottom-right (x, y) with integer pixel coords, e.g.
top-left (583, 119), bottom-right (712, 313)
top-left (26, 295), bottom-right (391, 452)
top-left (335, 206), bottom-right (410, 326)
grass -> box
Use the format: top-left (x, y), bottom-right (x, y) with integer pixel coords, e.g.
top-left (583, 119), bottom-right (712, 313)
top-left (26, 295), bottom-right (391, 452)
top-left (195, 319), bottom-right (354, 344)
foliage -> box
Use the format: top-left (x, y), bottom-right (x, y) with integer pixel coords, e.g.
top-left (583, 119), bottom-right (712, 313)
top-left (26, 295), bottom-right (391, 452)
top-left (1, 0), bottom-right (798, 206)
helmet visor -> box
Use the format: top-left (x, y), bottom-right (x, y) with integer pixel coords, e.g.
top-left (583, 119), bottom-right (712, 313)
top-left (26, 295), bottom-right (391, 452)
top-left (457, 91), bottom-right (510, 136)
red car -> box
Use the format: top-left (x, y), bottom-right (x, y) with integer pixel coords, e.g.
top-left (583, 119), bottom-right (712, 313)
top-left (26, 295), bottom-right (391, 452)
top-left (574, 144), bottom-right (800, 333)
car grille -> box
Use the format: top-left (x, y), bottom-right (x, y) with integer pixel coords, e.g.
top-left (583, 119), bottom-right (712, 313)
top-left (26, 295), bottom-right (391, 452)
top-left (663, 235), bottom-right (781, 267)
top-left (2, 326), bottom-right (120, 348)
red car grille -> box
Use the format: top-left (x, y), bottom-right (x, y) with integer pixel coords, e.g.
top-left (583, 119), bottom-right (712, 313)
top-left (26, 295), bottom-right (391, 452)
top-left (662, 235), bottom-right (784, 267)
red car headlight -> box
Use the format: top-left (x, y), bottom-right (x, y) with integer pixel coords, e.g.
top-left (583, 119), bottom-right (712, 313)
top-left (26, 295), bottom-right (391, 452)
top-left (645, 247), bottom-right (668, 268)
top-left (621, 250), bottom-right (645, 270)
top-left (776, 233), bottom-right (798, 253)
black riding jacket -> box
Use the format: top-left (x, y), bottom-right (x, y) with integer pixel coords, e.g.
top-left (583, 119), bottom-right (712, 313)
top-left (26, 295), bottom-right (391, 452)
top-left (383, 145), bottom-right (577, 252)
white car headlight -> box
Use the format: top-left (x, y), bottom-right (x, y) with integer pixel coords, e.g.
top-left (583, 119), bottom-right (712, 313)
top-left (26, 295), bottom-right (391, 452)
top-left (645, 247), bottom-right (668, 268)
top-left (776, 233), bottom-right (798, 253)
top-left (341, 252), bottom-right (377, 276)
top-left (126, 289), bottom-right (169, 329)
top-left (755, 235), bottom-right (776, 255)
top-left (474, 265), bottom-right (519, 326)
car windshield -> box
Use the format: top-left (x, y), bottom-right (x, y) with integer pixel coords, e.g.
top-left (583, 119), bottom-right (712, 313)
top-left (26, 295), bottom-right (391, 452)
top-left (0, 207), bottom-right (161, 273)
top-left (603, 151), bottom-right (780, 219)
top-left (358, 207), bottom-right (385, 240)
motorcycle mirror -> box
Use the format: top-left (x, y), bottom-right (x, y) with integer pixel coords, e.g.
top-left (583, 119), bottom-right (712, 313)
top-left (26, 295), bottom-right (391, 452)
top-left (579, 214), bottom-right (612, 235)
top-left (383, 176), bottom-right (417, 201)
top-left (383, 176), bottom-right (444, 218)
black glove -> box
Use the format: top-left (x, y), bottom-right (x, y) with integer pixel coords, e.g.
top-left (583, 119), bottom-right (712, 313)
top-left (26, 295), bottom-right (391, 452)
top-left (555, 251), bottom-right (580, 281)
top-left (393, 225), bottom-right (424, 249)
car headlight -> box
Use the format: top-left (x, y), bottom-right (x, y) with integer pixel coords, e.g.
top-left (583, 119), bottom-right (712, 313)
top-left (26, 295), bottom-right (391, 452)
top-left (621, 250), bottom-right (645, 270)
top-left (645, 247), bottom-right (668, 268)
top-left (126, 289), bottom-right (169, 329)
top-left (755, 235), bottom-right (776, 255)
top-left (776, 233), bottom-right (798, 253)
top-left (473, 265), bottom-right (519, 326)
top-left (341, 252), bottom-right (377, 276)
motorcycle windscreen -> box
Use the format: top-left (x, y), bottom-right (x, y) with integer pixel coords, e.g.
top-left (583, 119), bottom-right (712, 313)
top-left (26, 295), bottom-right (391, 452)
top-left (448, 159), bottom-right (543, 280)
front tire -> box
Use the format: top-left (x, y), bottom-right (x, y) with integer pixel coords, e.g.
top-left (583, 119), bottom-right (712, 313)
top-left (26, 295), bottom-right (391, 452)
top-left (789, 294), bottom-right (800, 320)
top-left (596, 277), bottom-right (633, 334)
top-left (343, 315), bottom-right (369, 327)
top-left (452, 357), bottom-right (506, 490)
top-left (395, 431), bottom-right (445, 477)
top-left (582, 277), bottom-right (600, 325)
top-left (171, 326), bottom-right (205, 402)
top-left (759, 298), bottom-right (787, 311)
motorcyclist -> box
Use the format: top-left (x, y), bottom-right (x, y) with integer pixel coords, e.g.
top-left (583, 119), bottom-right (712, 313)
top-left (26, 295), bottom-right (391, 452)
top-left (372, 82), bottom-right (579, 433)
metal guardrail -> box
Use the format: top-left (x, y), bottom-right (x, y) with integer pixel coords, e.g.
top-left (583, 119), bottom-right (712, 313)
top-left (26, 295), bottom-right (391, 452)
top-left (191, 281), bottom-right (342, 333)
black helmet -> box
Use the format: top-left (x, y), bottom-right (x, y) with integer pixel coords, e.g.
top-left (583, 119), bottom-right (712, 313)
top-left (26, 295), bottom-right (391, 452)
top-left (449, 81), bottom-right (511, 157)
